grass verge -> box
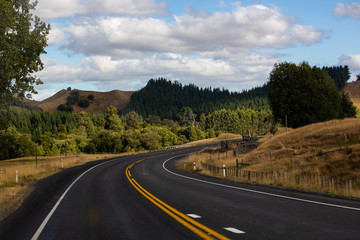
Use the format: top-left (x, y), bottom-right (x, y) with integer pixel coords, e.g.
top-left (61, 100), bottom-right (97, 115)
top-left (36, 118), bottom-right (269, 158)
top-left (0, 152), bottom-right (140, 220)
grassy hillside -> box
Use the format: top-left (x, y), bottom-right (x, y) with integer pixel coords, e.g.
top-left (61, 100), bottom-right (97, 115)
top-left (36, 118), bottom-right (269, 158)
top-left (32, 89), bottom-right (133, 114)
top-left (187, 118), bottom-right (360, 197)
top-left (344, 81), bottom-right (360, 108)
top-left (242, 118), bottom-right (360, 178)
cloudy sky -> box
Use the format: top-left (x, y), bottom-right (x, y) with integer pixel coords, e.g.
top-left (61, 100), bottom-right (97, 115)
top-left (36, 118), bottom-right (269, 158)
top-left (32, 0), bottom-right (360, 100)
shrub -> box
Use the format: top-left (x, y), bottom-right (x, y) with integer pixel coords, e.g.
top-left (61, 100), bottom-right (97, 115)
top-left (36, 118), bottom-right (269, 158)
top-left (66, 91), bottom-right (79, 105)
top-left (78, 99), bottom-right (89, 108)
top-left (0, 127), bottom-right (35, 160)
top-left (57, 104), bottom-right (66, 112)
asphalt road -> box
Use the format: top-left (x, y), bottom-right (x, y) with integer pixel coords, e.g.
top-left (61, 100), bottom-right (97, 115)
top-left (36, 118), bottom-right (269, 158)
top-left (1, 145), bottom-right (360, 239)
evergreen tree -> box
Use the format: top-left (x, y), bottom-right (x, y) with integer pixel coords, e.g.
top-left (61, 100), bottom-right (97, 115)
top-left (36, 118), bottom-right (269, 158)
top-left (340, 92), bottom-right (357, 118)
top-left (323, 65), bottom-right (351, 90)
top-left (123, 78), bottom-right (269, 120)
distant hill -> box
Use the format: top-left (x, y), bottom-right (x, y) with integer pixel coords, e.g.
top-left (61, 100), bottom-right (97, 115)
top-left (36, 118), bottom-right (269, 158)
top-left (30, 89), bottom-right (133, 114)
top-left (344, 81), bottom-right (360, 108)
top-left (20, 79), bottom-right (359, 116)
top-left (122, 78), bottom-right (269, 119)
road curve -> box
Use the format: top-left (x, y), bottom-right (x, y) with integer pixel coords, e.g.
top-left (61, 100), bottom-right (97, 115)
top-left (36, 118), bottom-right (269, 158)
top-left (1, 145), bottom-right (360, 240)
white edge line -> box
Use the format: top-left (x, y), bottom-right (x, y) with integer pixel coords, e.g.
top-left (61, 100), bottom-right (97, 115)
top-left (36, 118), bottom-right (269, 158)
top-left (31, 160), bottom-right (115, 240)
top-left (162, 155), bottom-right (360, 211)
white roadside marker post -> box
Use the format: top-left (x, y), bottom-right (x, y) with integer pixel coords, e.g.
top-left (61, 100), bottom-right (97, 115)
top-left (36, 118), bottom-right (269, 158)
top-left (193, 162), bottom-right (196, 171)
top-left (223, 164), bottom-right (226, 177)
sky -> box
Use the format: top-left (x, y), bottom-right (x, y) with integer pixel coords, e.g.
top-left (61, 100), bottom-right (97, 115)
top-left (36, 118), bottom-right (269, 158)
top-left (31, 0), bottom-right (360, 101)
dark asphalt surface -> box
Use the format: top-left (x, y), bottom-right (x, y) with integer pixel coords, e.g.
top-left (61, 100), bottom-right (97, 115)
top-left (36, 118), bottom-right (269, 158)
top-left (1, 145), bottom-right (360, 239)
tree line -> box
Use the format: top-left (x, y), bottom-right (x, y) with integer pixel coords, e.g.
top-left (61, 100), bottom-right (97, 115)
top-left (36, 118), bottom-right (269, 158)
top-left (122, 78), bottom-right (269, 120)
top-left (0, 104), bottom-right (274, 160)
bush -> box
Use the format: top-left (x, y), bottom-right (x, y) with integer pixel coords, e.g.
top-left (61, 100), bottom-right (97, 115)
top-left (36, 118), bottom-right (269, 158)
top-left (58, 104), bottom-right (74, 113)
top-left (91, 130), bottom-right (123, 153)
top-left (0, 127), bottom-right (35, 160)
top-left (66, 91), bottom-right (79, 105)
top-left (78, 99), bottom-right (90, 108)
top-left (57, 104), bottom-right (66, 112)
top-left (88, 94), bottom-right (94, 101)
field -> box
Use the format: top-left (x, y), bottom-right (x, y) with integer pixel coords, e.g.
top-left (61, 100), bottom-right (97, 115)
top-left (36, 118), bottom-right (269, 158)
top-left (185, 118), bottom-right (360, 198)
top-left (0, 153), bottom-right (139, 220)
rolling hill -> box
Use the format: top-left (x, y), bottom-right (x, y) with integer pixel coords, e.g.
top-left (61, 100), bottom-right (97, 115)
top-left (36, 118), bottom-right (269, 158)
top-left (23, 80), bottom-right (359, 116)
top-left (30, 89), bottom-right (133, 114)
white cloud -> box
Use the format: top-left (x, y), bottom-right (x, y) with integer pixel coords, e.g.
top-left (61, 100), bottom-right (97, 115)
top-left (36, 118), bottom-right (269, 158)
top-left (339, 53), bottom-right (360, 81)
top-left (52, 4), bottom-right (323, 58)
top-left (37, 49), bottom-right (278, 95)
top-left (173, 4), bottom-right (322, 49)
top-left (334, 2), bottom-right (360, 19)
top-left (35, 0), bottom-right (85, 20)
top-left (35, 0), bottom-right (168, 20)
top-left (339, 53), bottom-right (360, 70)
top-left (47, 26), bottom-right (67, 44)
top-left (35, 3), bottom-right (325, 99)
top-left (219, 0), bottom-right (228, 8)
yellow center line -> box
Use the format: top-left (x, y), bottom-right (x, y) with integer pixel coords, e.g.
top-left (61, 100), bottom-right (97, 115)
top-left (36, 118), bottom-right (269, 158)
top-left (125, 156), bottom-right (230, 240)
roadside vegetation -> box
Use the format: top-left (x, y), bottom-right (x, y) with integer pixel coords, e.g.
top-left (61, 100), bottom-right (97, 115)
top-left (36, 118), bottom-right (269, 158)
top-left (0, 104), bottom-right (274, 160)
top-left (182, 63), bottom-right (359, 198)
top-left (185, 118), bottom-right (360, 198)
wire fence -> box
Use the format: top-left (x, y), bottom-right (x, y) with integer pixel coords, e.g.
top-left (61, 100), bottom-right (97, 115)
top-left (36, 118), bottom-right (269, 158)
top-left (200, 162), bottom-right (360, 198)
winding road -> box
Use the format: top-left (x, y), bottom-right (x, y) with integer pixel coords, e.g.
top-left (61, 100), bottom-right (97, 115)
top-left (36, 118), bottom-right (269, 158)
top-left (1, 145), bottom-right (360, 239)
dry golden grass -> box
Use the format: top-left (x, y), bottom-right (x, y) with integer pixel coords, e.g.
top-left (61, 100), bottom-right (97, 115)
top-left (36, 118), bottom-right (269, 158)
top-left (216, 133), bottom-right (243, 139)
top-left (185, 118), bottom-right (360, 197)
top-left (242, 118), bottom-right (360, 176)
top-left (0, 152), bottom-right (139, 220)
top-left (344, 81), bottom-right (360, 108)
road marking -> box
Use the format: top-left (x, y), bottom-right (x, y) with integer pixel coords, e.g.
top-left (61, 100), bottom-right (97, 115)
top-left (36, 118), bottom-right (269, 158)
top-left (126, 159), bottom-right (230, 240)
top-left (187, 214), bottom-right (202, 219)
top-left (223, 227), bottom-right (245, 234)
top-left (31, 160), bottom-right (116, 240)
top-left (162, 155), bottom-right (360, 212)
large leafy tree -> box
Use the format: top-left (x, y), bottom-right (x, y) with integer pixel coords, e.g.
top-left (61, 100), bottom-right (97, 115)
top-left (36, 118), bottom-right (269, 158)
top-left (0, 0), bottom-right (50, 105)
top-left (268, 62), bottom-right (344, 128)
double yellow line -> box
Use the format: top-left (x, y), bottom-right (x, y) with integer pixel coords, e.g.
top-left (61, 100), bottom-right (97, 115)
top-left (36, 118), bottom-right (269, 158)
top-left (126, 158), bottom-right (230, 240)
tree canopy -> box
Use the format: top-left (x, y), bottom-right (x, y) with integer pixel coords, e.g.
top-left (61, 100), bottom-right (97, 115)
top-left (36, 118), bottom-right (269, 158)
top-left (0, 0), bottom-right (50, 105)
top-left (0, 103), bottom-right (275, 160)
top-left (268, 62), bottom-right (354, 128)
